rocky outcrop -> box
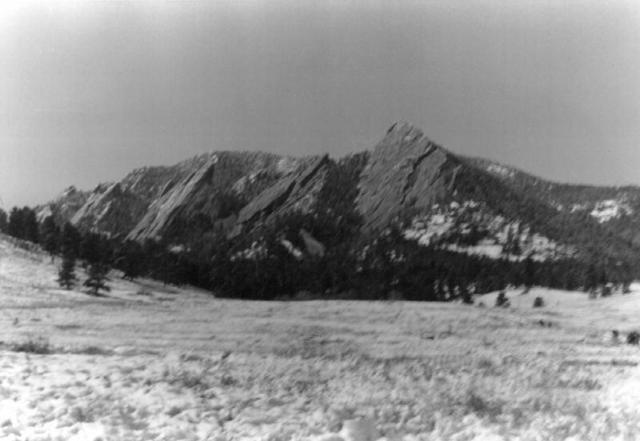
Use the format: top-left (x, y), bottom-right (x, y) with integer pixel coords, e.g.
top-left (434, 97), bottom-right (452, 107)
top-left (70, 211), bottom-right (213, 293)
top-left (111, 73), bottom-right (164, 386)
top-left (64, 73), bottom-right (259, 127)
top-left (59, 161), bottom-right (202, 237)
top-left (231, 155), bottom-right (331, 236)
top-left (36, 186), bottom-right (90, 224)
top-left (126, 152), bottom-right (290, 242)
top-left (125, 158), bottom-right (219, 241)
top-left (43, 152), bottom-right (291, 240)
top-left (356, 122), bottom-right (461, 232)
top-left (40, 123), bottom-right (465, 241)
top-left (299, 228), bottom-right (325, 257)
top-left (70, 183), bottom-right (149, 237)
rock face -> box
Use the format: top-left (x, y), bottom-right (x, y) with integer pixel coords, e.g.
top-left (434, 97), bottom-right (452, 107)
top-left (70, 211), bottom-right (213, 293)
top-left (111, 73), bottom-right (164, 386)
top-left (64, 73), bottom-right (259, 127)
top-left (42, 151), bottom-right (295, 241)
top-left (232, 155), bottom-right (331, 236)
top-left (356, 122), bottom-right (461, 232)
top-left (71, 183), bottom-right (149, 237)
top-left (127, 151), bottom-right (289, 242)
top-left (37, 186), bottom-right (90, 224)
top-left (38, 122), bottom-right (479, 242)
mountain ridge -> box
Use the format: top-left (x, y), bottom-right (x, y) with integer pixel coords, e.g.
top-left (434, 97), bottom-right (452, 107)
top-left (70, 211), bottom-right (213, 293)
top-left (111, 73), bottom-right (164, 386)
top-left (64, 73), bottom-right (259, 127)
top-left (36, 122), bottom-right (640, 268)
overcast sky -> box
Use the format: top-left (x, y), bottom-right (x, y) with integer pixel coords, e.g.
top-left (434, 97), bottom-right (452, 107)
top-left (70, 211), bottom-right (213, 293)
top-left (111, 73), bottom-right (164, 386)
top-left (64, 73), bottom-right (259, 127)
top-left (1, 0), bottom-right (639, 208)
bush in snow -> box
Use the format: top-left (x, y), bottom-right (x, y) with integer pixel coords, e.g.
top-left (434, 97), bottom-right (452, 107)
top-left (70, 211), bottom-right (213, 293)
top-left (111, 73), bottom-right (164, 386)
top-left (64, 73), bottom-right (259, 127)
top-left (532, 296), bottom-right (545, 308)
top-left (495, 291), bottom-right (510, 308)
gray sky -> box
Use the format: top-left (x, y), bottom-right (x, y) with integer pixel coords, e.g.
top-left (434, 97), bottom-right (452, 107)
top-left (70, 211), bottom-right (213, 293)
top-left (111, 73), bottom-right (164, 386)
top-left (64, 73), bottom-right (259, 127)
top-left (1, 0), bottom-right (639, 209)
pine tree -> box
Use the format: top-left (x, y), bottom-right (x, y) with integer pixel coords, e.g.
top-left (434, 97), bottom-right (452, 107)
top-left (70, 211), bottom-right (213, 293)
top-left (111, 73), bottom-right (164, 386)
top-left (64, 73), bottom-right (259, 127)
top-left (22, 207), bottom-right (39, 243)
top-left (57, 254), bottom-right (77, 290)
top-left (585, 263), bottom-right (600, 294)
top-left (116, 240), bottom-right (145, 280)
top-left (40, 216), bottom-right (60, 259)
top-left (80, 232), bottom-right (102, 265)
top-left (0, 209), bottom-right (7, 233)
top-left (60, 222), bottom-right (81, 259)
top-left (7, 207), bottom-right (23, 239)
top-left (84, 262), bottom-right (111, 296)
top-left (522, 255), bottom-right (536, 293)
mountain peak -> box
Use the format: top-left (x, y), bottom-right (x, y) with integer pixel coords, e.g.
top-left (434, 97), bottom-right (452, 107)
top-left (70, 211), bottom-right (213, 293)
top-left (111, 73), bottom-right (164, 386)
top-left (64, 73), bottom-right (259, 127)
top-left (356, 123), bottom-right (457, 232)
top-left (386, 121), bottom-right (428, 142)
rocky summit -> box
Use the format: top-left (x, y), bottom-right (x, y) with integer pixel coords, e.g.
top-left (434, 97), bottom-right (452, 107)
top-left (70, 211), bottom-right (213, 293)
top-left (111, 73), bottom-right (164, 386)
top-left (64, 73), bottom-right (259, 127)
top-left (38, 122), bottom-right (640, 264)
top-left (356, 122), bottom-right (460, 232)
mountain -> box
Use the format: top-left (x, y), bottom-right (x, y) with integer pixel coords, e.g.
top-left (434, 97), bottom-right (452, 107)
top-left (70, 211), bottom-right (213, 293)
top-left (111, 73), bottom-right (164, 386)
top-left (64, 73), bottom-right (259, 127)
top-left (38, 122), bottom-right (640, 269)
top-left (40, 152), bottom-right (307, 242)
top-left (469, 157), bottom-right (640, 247)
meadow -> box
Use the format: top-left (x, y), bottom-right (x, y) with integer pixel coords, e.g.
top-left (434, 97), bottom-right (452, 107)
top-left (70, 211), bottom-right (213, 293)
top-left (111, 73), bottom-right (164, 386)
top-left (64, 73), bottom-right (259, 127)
top-left (1, 236), bottom-right (639, 441)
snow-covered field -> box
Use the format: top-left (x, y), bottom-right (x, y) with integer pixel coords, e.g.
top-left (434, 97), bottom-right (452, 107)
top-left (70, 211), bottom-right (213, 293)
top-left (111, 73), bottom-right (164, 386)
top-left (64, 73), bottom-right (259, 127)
top-left (1, 235), bottom-right (640, 440)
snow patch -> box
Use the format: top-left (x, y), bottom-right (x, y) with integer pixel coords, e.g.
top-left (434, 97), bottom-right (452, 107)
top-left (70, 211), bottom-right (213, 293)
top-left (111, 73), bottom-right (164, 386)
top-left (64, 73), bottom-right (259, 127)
top-left (36, 206), bottom-right (53, 222)
top-left (232, 171), bottom-right (262, 194)
top-left (403, 201), bottom-right (574, 261)
top-left (276, 157), bottom-right (298, 175)
top-left (486, 164), bottom-right (515, 178)
top-left (590, 199), bottom-right (633, 223)
top-left (281, 239), bottom-right (303, 260)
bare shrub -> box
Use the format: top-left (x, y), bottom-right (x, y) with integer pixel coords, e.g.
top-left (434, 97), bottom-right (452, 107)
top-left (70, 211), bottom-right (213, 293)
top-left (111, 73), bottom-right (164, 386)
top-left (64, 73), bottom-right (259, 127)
top-left (11, 337), bottom-right (52, 354)
top-left (495, 292), bottom-right (510, 308)
top-left (75, 345), bottom-right (112, 356)
top-left (464, 388), bottom-right (505, 420)
top-left (533, 297), bottom-right (545, 308)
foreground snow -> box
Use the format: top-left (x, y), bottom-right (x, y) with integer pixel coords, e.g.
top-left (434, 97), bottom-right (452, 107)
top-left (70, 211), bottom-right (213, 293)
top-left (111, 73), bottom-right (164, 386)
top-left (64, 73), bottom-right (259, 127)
top-left (1, 235), bottom-right (640, 440)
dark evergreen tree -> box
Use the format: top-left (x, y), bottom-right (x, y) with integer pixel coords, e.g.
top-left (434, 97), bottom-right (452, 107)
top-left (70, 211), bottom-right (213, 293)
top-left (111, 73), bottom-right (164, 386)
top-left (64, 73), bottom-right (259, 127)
top-left (80, 232), bottom-right (103, 265)
top-left (460, 281), bottom-right (473, 304)
top-left (115, 240), bottom-right (146, 280)
top-left (40, 216), bottom-right (60, 259)
top-left (599, 267), bottom-right (610, 296)
top-left (495, 291), bottom-right (510, 307)
top-left (522, 256), bottom-right (536, 292)
top-left (0, 208), bottom-right (7, 233)
top-left (84, 262), bottom-right (111, 296)
top-left (22, 207), bottom-right (39, 243)
top-left (60, 222), bottom-right (81, 259)
top-left (8, 207), bottom-right (39, 243)
top-left (585, 263), bottom-right (600, 293)
top-left (57, 254), bottom-right (77, 290)
top-left (7, 207), bottom-right (23, 239)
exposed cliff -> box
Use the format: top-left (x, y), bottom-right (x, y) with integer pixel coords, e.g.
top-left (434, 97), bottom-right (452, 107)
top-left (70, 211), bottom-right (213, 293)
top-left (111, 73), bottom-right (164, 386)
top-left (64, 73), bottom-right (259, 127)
top-left (127, 152), bottom-right (290, 242)
top-left (356, 122), bottom-right (462, 233)
top-left (37, 186), bottom-right (90, 224)
top-left (231, 155), bottom-right (331, 237)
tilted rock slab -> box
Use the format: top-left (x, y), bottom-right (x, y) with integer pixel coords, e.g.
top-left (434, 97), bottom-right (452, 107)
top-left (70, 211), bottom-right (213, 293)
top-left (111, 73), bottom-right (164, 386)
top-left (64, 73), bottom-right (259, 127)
top-left (232, 155), bottom-right (331, 237)
top-left (356, 122), bottom-right (462, 233)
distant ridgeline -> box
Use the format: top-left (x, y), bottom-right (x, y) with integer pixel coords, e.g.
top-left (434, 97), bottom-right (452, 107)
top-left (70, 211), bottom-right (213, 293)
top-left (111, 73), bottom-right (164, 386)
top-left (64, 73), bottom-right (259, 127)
top-left (4, 122), bottom-right (640, 300)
